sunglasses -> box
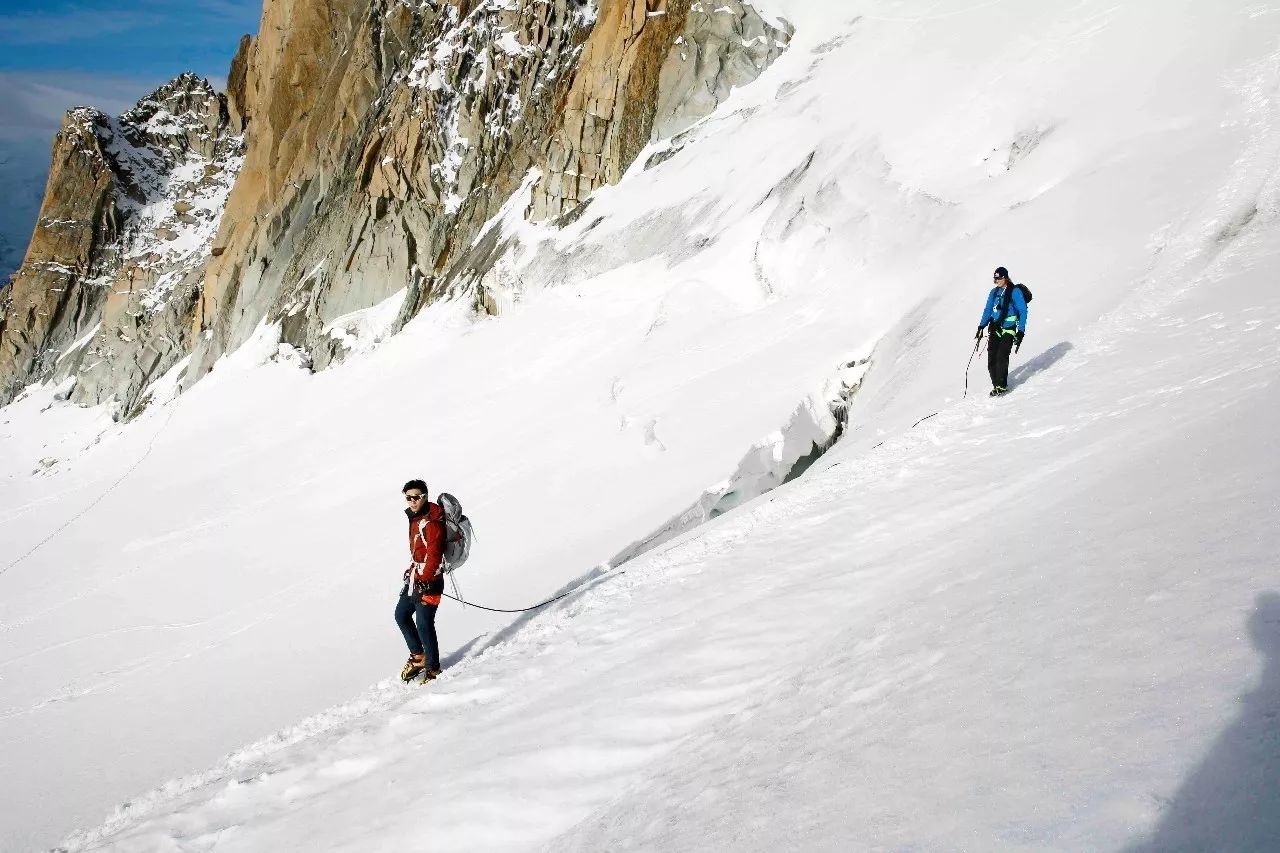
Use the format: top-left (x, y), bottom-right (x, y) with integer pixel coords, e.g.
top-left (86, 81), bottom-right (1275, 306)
top-left (404, 493), bottom-right (426, 502)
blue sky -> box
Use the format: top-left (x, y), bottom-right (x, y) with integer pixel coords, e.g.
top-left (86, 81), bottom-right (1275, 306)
top-left (0, 0), bottom-right (260, 81)
top-left (0, 0), bottom-right (260, 277)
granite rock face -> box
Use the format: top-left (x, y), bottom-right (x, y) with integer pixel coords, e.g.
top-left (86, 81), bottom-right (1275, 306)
top-left (0, 74), bottom-right (243, 415)
top-left (196, 0), bottom-right (600, 376)
top-left (0, 0), bottom-right (790, 415)
top-left (531, 0), bottom-right (791, 221)
top-left (653, 0), bottom-right (791, 140)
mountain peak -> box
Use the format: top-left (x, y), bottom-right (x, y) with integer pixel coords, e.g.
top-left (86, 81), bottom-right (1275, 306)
top-left (116, 73), bottom-right (231, 161)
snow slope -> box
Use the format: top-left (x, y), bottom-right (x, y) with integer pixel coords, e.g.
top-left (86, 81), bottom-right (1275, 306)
top-left (59, 260), bottom-right (1280, 851)
top-left (2, 0), bottom-right (1279, 849)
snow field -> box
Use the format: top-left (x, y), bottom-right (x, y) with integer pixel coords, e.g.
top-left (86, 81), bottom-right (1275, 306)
top-left (2, 0), bottom-right (1280, 848)
top-left (59, 237), bottom-right (1280, 850)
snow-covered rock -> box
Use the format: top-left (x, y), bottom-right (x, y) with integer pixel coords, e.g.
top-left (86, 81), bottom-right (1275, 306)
top-left (0, 74), bottom-right (243, 417)
top-left (1, 1), bottom-right (789, 414)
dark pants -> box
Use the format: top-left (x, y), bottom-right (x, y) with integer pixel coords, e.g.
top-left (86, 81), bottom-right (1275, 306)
top-left (987, 329), bottom-right (1015, 390)
top-left (394, 580), bottom-right (442, 671)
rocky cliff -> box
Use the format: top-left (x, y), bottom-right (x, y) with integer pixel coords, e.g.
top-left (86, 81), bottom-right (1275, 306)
top-left (0, 0), bottom-right (790, 416)
top-left (0, 75), bottom-right (243, 416)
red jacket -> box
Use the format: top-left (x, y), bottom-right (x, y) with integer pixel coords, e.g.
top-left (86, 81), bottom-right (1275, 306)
top-left (405, 503), bottom-right (446, 585)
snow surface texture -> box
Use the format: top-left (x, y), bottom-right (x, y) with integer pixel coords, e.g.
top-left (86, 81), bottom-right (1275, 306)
top-left (2, 0), bottom-right (1280, 849)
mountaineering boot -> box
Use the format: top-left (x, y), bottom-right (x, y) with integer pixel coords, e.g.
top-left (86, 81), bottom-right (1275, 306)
top-left (419, 668), bottom-right (442, 684)
top-left (401, 654), bottom-right (426, 682)
top-left (989, 386), bottom-right (1009, 397)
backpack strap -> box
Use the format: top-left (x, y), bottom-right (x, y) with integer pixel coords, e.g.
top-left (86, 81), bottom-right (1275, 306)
top-left (994, 284), bottom-right (1019, 331)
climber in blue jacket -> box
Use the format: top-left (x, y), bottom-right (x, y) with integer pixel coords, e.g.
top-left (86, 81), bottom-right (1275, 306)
top-left (976, 266), bottom-right (1028, 396)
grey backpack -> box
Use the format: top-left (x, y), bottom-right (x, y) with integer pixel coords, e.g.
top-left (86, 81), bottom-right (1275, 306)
top-left (436, 492), bottom-right (474, 572)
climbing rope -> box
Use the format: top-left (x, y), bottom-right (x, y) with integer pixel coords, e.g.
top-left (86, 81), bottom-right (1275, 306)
top-left (0, 398), bottom-right (181, 579)
top-left (910, 412), bottom-right (939, 428)
top-left (447, 571), bottom-right (466, 608)
top-left (963, 335), bottom-right (986, 399)
top-left (440, 569), bottom-right (620, 614)
top-left (868, 338), bottom-right (990, 450)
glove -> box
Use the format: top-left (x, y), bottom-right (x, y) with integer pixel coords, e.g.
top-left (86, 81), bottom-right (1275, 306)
top-left (1015, 330), bottom-right (1025, 351)
top-left (975, 327), bottom-right (984, 340)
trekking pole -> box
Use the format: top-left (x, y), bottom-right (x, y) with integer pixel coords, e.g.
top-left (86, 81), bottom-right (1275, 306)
top-left (963, 334), bottom-right (983, 399)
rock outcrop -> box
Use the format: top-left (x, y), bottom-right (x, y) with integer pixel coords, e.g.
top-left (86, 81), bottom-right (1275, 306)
top-left (0, 74), bottom-right (243, 415)
top-left (531, 0), bottom-right (789, 221)
top-left (193, 0), bottom-right (599, 376)
top-left (0, 0), bottom-right (791, 415)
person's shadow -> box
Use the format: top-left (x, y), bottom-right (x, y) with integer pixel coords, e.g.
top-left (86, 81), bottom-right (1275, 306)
top-left (1010, 341), bottom-right (1073, 388)
top-left (1127, 592), bottom-right (1280, 851)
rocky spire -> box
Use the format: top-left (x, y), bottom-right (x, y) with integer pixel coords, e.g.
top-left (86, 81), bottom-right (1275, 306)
top-left (0, 73), bottom-right (244, 415)
top-left (1, 0), bottom-right (791, 417)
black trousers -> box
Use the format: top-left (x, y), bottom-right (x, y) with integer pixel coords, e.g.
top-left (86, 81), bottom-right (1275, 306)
top-left (987, 330), bottom-right (1015, 390)
top-left (394, 580), bottom-right (442, 670)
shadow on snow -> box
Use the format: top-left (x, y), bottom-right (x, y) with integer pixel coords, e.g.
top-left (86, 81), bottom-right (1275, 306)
top-left (1126, 592), bottom-right (1280, 852)
top-left (1011, 340), bottom-right (1073, 388)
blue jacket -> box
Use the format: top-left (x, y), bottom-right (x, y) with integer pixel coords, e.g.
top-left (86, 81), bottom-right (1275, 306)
top-left (978, 285), bottom-right (1028, 335)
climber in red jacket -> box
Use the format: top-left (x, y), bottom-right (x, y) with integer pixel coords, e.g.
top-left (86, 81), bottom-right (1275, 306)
top-left (395, 479), bottom-right (446, 683)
